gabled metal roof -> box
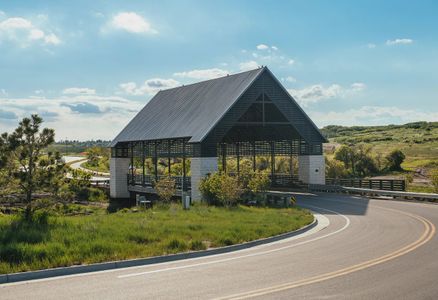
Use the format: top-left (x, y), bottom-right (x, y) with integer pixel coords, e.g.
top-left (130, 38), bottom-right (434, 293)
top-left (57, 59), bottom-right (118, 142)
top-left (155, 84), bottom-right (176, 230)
top-left (110, 68), bottom-right (265, 147)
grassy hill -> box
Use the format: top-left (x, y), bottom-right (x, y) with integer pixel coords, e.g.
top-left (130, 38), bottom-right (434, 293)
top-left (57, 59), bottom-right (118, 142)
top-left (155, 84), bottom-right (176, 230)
top-left (320, 121), bottom-right (438, 192)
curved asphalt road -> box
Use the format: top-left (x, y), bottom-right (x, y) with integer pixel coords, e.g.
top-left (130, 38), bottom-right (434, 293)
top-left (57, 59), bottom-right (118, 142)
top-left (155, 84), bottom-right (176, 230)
top-left (1, 193), bottom-right (438, 299)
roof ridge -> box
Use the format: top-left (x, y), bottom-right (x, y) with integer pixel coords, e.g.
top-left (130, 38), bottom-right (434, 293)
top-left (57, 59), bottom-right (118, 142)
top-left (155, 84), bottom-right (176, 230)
top-left (158, 67), bottom-right (265, 93)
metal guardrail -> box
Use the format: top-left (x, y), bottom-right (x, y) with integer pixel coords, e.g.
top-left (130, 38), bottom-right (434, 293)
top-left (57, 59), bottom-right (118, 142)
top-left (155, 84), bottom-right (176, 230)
top-left (326, 178), bottom-right (406, 191)
top-left (309, 184), bottom-right (438, 202)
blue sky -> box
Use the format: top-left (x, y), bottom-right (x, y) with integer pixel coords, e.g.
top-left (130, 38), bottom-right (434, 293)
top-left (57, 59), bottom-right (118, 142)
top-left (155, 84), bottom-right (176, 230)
top-left (0, 0), bottom-right (437, 140)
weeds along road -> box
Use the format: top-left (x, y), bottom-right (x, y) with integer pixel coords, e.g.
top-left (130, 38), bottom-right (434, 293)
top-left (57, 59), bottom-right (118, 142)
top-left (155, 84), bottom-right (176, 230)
top-left (1, 193), bottom-right (438, 300)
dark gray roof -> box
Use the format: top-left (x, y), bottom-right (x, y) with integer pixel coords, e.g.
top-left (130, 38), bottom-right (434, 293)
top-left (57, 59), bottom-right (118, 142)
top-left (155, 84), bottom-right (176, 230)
top-left (110, 68), bottom-right (264, 147)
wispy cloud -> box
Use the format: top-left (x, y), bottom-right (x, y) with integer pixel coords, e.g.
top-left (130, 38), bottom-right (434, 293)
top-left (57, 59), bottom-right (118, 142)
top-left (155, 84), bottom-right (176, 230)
top-left (62, 87), bottom-right (96, 95)
top-left (173, 68), bottom-right (229, 80)
top-left (0, 15), bottom-right (61, 47)
top-left (61, 102), bottom-right (101, 114)
top-left (0, 109), bottom-right (17, 120)
top-left (0, 95), bottom-right (144, 140)
top-left (386, 38), bottom-right (413, 46)
top-left (106, 12), bottom-right (157, 34)
top-left (310, 106), bottom-right (438, 127)
top-left (288, 82), bottom-right (366, 106)
top-left (256, 44), bottom-right (269, 50)
top-left (119, 78), bottom-right (180, 95)
top-left (239, 60), bottom-right (259, 71)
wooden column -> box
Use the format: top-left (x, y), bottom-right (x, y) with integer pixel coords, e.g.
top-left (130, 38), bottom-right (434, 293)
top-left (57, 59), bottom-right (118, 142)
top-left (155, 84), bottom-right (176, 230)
top-left (142, 141), bottom-right (145, 186)
top-left (154, 141), bottom-right (158, 181)
top-left (270, 141), bottom-right (275, 182)
top-left (222, 144), bottom-right (227, 173)
top-left (252, 141), bottom-right (256, 172)
top-left (168, 140), bottom-right (171, 176)
top-left (236, 143), bottom-right (240, 177)
top-left (130, 143), bottom-right (134, 184)
top-left (182, 140), bottom-right (186, 192)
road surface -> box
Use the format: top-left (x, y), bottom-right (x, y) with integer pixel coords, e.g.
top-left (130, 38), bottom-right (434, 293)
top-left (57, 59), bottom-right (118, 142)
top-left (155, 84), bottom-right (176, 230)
top-left (63, 155), bottom-right (110, 180)
top-left (1, 193), bottom-right (437, 299)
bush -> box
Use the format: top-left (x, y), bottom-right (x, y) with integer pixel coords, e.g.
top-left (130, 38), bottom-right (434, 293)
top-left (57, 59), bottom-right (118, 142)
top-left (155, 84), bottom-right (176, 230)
top-left (247, 171), bottom-right (270, 194)
top-left (88, 188), bottom-right (107, 202)
top-left (385, 149), bottom-right (405, 171)
top-left (199, 173), bottom-right (242, 207)
top-left (199, 173), bottom-right (223, 205)
top-left (326, 158), bottom-right (348, 178)
top-left (154, 177), bottom-right (176, 204)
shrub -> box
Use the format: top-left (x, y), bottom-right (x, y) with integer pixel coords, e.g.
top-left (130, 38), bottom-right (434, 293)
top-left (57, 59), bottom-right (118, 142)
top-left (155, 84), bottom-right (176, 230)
top-left (199, 173), bottom-right (222, 205)
top-left (217, 174), bottom-right (242, 207)
top-left (325, 158), bottom-right (348, 178)
top-left (88, 188), bottom-right (107, 202)
top-left (154, 177), bottom-right (176, 204)
top-left (247, 171), bottom-right (270, 194)
top-left (199, 173), bottom-right (242, 207)
top-left (385, 149), bottom-right (406, 171)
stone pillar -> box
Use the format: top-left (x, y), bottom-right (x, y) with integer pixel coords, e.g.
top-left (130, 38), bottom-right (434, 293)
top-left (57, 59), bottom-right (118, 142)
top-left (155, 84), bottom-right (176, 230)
top-left (190, 157), bottom-right (218, 201)
top-left (110, 157), bottom-right (130, 199)
top-left (298, 155), bottom-right (325, 185)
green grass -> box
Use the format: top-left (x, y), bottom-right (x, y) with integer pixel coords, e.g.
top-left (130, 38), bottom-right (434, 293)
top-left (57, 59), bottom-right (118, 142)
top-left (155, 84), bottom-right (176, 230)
top-left (81, 161), bottom-right (109, 173)
top-left (0, 204), bottom-right (313, 274)
top-left (406, 185), bottom-right (437, 193)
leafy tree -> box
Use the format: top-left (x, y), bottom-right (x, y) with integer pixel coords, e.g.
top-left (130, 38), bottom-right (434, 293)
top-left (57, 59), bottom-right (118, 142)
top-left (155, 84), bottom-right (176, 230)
top-left (385, 149), bottom-right (405, 171)
top-left (325, 158), bottom-right (348, 179)
top-left (0, 115), bottom-right (65, 219)
top-left (334, 145), bottom-right (356, 174)
top-left (334, 144), bottom-right (378, 177)
top-left (86, 146), bottom-right (101, 167)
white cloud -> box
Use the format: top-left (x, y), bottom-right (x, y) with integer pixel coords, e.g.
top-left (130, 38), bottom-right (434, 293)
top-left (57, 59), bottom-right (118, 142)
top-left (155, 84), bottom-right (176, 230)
top-left (120, 78), bottom-right (180, 96)
top-left (62, 87), bottom-right (96, 95)
top-left (288, 82), bottom-right (366, 106)
top-left (44, 33), bottom-right (61, 45)
top-left (0, 89), bottom-right (7, 97)
top-left (386, 38), bottom-right (413, 46)
top-left (288, 59), bottom-right (295, 65)
top-left (350, 82), bottom-right (366, 92)
top-left (367, 43), bottom-right (376, 49)
top-left (0, 95), bottom-right (144, 140)
top-left (0, 16), bottom-right (61, 46)
top-left (271, 46), bottom-right (278, 51)
top-left (239, 60), bottom-right (259, 71)
top-left (309, 106), bottom-right (438, 127)
top-left (256, 44), bottom-right (269, 50)
top-left (109, 12), bottom-right (157, 34)
top-left (283, 76), bottom-right (296, 83)
top-left (173, 68), bottom-right (228, 80)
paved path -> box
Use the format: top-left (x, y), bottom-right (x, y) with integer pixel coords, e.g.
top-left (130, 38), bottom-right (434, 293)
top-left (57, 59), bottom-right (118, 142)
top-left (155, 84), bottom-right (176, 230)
top-left (1, 193), bottom-right (437, 299)
top-left (63, 155), bottom-right (110, 179)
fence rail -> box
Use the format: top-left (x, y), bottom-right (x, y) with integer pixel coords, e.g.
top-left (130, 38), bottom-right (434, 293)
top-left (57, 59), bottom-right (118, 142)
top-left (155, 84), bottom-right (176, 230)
top-left (127, 174), bottom-right (191, 190)
top-left (309, 184), bottom-right (438, 202)
top-left (325, 178), bottom-right (406, 191)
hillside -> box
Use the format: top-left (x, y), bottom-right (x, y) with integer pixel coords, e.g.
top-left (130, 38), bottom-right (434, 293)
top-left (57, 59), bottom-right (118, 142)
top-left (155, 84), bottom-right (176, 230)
top-left (320, 121), bottom-right (438, 192)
